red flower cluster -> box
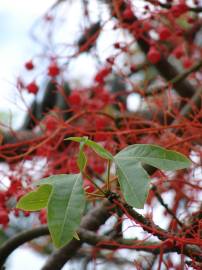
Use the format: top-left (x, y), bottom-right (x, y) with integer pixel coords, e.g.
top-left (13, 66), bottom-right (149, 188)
top-left (26, 81), bottom-right (39, 94)
top-left (147, 46), bottom-right (161, 64)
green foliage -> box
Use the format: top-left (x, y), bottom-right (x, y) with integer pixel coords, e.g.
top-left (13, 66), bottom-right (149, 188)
top-left (17, 138), bottom-right (191, 248)
top-left (115, 160), bottom-right (150, 209)
top-left (114, 144), bottom-right (191, 208)
top-left (77, 149), bottom-right (87, 171)
top-left (115, 144), bottom-right (190, 170)
top-left (18, 174), bottom-right (85, 248)
top-left (66, 137), bottom-right (113, 160)
top-left (16, 185), bottom-right (52, 211)
top-left (77, 137), bottom-right (88, 171)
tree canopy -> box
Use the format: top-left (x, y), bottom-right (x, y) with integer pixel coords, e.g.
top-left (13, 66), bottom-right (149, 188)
top-left (0, 1), bottom-right (202, 269)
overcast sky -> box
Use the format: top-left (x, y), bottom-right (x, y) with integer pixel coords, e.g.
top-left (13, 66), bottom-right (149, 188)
top-left (0, 0), bottom-right (56, 128)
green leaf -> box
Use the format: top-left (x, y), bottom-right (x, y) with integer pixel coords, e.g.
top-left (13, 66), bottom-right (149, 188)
top-left (73, 231), bottom-right (80, 240)
top-left (77, 137), bottom-right (88, 171)
top-left (66, 137), bottom-right (113, 160)
top-left (86, 139), bottom-right (113, 160)
top-left (77, 149), bottom-right (87, 171)
top-left (79, 136), bottom-right (89, 147)
top-left (115, 144), bottom-right (191, 171)
top-left (16, 185), bottom-right (52, 211)
top-left (116, 160), bottom-right (150, 209)
top-left (37, 174), bottom-right (85, 248)
top-left (114, 144), bottom-right (191, 209)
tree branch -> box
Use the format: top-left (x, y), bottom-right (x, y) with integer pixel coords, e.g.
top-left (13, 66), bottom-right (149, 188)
top-left (155, 1), bottom-right (202, 13)
top-left (41, 200), bottom-right (114, 270)
top-left (151, 185), bottom-right (183, 227)
top-left (111, 198), bottom-right (202, 263)
top-left (109, 0), bottom-right (197, 99)
top-left (0, 226), bottom-right (49, 268)
top-left (1, 200), bottom-right (201, 270)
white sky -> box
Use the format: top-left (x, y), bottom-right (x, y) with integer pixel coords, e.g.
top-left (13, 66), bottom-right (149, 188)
top-left (0, 0), bottom-right (55, 127)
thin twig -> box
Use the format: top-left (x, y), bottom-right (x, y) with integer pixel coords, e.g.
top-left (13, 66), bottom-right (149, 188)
top-left (151, 185), bottom-right (183, 227)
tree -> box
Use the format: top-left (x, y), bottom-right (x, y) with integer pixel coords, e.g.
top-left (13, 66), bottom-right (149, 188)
top-left (0, 0), bottom-right (202, 269)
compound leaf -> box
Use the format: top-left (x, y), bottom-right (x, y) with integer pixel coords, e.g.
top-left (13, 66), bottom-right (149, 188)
top-left (37, 174), bottom-right (85, 248)
top-left (114, 144), bottom-right (191, 208)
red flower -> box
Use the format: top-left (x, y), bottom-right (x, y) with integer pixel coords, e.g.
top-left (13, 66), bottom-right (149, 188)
top-left (182, 57), bottom-right (193, 69)
top-left (94, 67), bottom-right (111, 84)
top-left (171, 4), bottom-right (188, 17)
top-left (26, 81), bottom-right (39, 94)
top-left (158, 26), bottom-right (171, 41)
top-left (122, 7), bottom-right (134, 20)
top-left (68, 92), bottom-right (82, 106)
top-left (43, 115), bottom-right (58, 131)
top-left (147, 46), bottom-right (161, 64)
top-left (48, 63), bottom-right (60, 77)
top-left (95, 118), bottom-right (107, 130)
top-left (25, 60), bottom-right (34, 70)
top-left (172, 46), bottom-right (184, 59)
